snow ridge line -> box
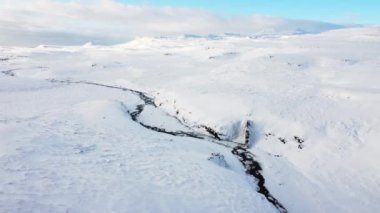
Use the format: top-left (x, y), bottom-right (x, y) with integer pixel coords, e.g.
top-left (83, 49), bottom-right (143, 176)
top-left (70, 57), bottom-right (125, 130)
top-left (48, 78), bottom-right (287, 212)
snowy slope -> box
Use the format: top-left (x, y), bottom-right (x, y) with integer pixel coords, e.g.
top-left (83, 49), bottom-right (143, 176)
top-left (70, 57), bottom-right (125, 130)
top-left (1, 27), bottom-right (380, 212)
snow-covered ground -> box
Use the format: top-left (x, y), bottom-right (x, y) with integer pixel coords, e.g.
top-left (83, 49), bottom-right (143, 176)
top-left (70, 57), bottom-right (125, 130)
top-left (1, 27), bottom-right (379, 212)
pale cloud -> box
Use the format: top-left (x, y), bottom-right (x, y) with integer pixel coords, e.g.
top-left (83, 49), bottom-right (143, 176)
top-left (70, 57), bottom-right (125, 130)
top-left (0, 0), bottom-right (345, 46)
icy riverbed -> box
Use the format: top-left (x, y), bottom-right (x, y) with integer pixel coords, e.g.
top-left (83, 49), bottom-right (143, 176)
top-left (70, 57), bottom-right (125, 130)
top-left (1, 27), bottom-right (380, 212)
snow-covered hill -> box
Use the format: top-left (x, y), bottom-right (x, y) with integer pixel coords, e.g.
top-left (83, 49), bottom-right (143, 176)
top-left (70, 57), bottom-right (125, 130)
top-left (1, 27), bottom-right (379, 212)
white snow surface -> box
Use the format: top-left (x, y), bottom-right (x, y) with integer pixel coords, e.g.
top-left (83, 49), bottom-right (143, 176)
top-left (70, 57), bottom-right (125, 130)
top-left (1, 27), bottom-right (380, 212)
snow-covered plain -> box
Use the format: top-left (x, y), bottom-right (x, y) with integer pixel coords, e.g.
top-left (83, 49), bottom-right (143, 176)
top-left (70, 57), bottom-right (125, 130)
top-left (1, 27), bottom-right (380, 212)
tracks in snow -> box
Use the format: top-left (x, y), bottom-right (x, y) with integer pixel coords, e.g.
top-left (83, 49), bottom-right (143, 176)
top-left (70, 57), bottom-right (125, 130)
top-left (48, 78), bottom-right (287, 213)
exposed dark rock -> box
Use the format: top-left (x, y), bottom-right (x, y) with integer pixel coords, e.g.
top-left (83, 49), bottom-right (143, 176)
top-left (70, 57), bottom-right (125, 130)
top-left (294, 136), bottom-right (305, 149)
top-left (232, 146), bottom-right (287, 213)
top-left (208, 153), bottom-right (229, 168)
top-left (244, 121), bottom-right (253, 145)
top-left (201, 125), bottom-right (222, 140)
top-left (1, 69), bottom-right (16, 77)
top-left (278, 137), bottom-right (287, 144)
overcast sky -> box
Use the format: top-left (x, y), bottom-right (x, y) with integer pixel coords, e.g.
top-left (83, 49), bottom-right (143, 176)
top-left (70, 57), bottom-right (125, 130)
top-left (0, 0), bottom-right (370, 46)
